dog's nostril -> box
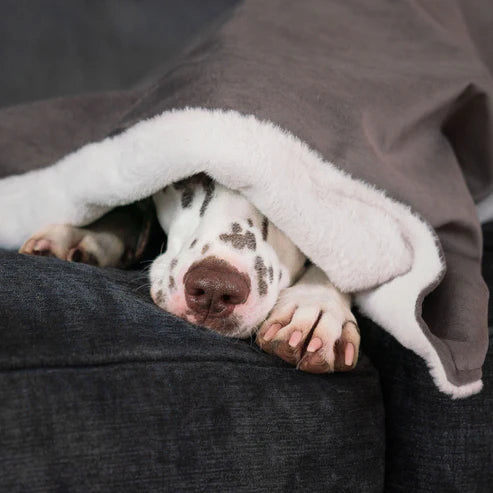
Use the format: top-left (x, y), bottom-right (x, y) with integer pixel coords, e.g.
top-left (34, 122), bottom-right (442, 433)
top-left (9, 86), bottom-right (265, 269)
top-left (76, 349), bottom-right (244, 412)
top-left (221, 293), bottom-right (245, 305)
top-left (189, 288), bottom-right (205, 296)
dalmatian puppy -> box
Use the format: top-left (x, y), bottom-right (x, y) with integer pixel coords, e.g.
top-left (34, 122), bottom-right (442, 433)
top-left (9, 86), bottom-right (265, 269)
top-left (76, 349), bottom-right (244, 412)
top-left (19, 174), bottom-right (360, 373)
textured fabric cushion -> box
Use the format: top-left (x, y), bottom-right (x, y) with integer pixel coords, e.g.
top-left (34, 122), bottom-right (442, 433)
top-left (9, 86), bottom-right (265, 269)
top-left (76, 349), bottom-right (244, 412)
top-left (361, 321), bottom-right (493, 492)
top-left (0, 250), bottom-right (385, 492)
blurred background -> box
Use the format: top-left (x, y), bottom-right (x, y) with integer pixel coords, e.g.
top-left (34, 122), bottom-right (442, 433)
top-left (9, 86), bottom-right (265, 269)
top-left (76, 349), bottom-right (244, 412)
top-left (0, 0), bottom-right (240, 108)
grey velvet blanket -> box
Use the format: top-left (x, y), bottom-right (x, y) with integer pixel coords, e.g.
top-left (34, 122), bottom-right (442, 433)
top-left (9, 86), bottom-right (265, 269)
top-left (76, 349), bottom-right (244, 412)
top-left (1, 0), bottom-right (492, 398)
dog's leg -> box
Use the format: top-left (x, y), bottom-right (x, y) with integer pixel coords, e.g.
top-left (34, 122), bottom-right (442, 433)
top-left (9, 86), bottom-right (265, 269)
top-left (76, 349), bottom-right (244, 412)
top-left (257, 264), bottom-right (360, 373)
top-left (19, 200), bottom-right (154, 267)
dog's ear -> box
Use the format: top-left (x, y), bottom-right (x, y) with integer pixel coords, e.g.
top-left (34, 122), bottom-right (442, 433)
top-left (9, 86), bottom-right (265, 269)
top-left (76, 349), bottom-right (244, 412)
top-left (172, 172), bottom-right (213, 190)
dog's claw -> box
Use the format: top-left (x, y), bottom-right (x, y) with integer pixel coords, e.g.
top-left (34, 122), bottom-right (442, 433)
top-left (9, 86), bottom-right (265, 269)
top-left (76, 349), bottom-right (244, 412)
top-left (288, 330), bottom-right (303, 348)
top-left (345, 342), bottom-right (355, 366)
top-left (306, 337), bottom-right (323, 353)
top-left (262, 323), bottom-right (282, 342)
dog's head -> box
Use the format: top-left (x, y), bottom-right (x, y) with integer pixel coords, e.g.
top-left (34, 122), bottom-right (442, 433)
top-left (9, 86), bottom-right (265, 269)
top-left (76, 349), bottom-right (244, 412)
top-left (149, 174), bottom-right (306, 337)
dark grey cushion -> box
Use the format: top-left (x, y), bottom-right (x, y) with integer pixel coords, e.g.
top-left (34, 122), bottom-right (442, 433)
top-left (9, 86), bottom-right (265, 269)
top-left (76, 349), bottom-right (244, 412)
top-left (359, 222), bottom-right (493, 492)
top-left (362, 321), bottom-right (493, 492)
top-left (0, 250), bottom-right (385, 492)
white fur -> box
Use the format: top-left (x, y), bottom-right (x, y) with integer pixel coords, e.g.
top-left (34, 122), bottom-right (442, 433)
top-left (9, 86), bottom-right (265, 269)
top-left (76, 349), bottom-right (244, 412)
top-left (0, 107), bottom-right (480, 397)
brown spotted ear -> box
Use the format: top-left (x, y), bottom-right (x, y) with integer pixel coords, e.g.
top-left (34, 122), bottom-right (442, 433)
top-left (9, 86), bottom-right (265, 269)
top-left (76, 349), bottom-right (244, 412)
top-left (172, 173), bottom-right (215, 213)
top-left (172, 172), bottom-right (213, 189)
top-left (133, 200), bottom-right (156, 261)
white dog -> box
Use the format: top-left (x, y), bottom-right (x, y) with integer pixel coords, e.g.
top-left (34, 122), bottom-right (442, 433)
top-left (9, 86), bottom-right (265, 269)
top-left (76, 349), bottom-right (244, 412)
top-left (20, 173), bottom-right (359, 373)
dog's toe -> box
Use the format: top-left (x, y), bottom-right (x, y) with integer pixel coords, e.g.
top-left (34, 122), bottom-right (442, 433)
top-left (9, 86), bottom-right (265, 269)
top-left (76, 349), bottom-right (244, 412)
top-left (20, 237), bottom-right (58, 257)
top-left (67, 245), bottom-right (100, 266)
top-left (298, 344), bottom-right (331, 373)
top-left (257, 304), bottom-right (320, 365)
top-left (19, 224), bottom-right (84, 261)
top-left (257, 287), bottom-right (360, 373)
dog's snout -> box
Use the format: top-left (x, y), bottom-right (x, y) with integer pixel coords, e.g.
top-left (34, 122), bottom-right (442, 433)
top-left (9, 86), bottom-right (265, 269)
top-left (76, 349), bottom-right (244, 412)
top-left (184, 257), bottom-right (250, 317)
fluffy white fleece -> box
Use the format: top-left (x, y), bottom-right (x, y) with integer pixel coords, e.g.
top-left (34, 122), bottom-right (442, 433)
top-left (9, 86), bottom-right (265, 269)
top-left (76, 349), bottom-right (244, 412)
top-left (0, 107), bottom-right (481, 398)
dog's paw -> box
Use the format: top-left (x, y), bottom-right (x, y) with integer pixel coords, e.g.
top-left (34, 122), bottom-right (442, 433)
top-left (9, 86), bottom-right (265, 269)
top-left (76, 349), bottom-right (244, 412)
top-left (256, 284), bottom-right (360, 373)
top-left (19, 224), bottom-right (109, 266)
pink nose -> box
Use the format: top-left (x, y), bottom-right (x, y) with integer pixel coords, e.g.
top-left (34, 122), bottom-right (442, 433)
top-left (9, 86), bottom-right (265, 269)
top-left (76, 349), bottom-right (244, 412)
top-left (184, 257), bottom-right (250, 317)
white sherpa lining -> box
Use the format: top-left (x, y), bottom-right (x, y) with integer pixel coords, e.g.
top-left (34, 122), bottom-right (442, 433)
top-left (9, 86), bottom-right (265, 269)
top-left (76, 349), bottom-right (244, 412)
top-left (0, 107), bottom-right (481, 398)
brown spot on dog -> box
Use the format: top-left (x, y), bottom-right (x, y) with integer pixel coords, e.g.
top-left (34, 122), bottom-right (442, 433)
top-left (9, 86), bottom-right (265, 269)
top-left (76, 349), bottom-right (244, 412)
top-left (181, 188), bottom-right (194, 208)
top-left (268, 266), bottom-right (274, 283)
top-left (262, 216), bottom-right (269, 241)
top-left (190, 239), bottom-right (197, 249)
top-left (219, 225), bottom-right (256, 250)
top-left (200, 177), bottom-right (215, 217)
top-left (169, 276), bottom-right (176, 290)
top-left (173, 179), bottom-right (188, 190)
top-left (279, 270), bottom-right (283, 281)
top-left (155, 289), bottom-right (165, 305)
top-left (170, 258), bottom-right (178, 270)
top-left (247, 218), bottom-right (253, 227)
top-left (232, 223), bottom-right (242, 234)
top-left (173, 178), bottom-right (195, 207)
top-left (179, 173), bottom-right (212, 187)
top-left (201, 244), bottom-right (210, 255)
top-left (173, 173), bottom-right (215, 211)
top-left (255, 256), bottom-right (268, 296)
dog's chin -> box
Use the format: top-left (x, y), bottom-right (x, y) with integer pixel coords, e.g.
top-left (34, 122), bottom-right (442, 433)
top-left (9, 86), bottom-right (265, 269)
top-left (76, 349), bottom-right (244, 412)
top-left (152, 292), bottom-right (263, 338)
top-left (184, 312), bottom-right (250, 338)
top-left (163, 306), bottom-right (255, 338)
